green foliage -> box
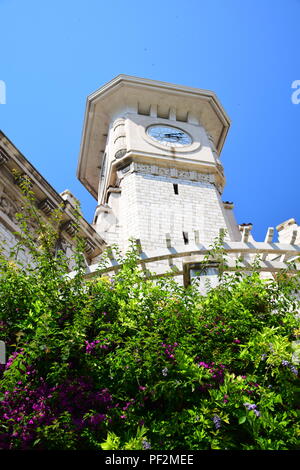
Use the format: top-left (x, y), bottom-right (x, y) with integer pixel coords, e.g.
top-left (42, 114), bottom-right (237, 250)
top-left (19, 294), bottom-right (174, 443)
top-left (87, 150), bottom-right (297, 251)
top-left (101, 426), bottom-right (148, 450)
top-left (0, 187), bottom-right (300, 450)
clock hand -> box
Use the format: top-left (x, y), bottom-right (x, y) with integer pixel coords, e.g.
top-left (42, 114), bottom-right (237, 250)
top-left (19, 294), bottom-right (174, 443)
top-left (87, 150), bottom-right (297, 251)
top-left (164, 132), bottom-right (184, 139)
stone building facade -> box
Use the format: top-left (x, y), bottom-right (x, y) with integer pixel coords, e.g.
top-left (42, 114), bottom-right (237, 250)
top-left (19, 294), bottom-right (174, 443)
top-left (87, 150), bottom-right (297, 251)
top-left (0, 131), bottom-right (105, 268)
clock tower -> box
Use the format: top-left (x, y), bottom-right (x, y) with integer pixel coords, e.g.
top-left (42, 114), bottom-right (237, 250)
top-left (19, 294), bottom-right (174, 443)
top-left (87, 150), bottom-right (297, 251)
top-left (77, 75), bottom-right (240, 275)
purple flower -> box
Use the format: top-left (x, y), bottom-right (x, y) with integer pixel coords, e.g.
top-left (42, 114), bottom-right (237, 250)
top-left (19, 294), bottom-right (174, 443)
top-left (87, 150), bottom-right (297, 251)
top-left (290, 366), bottom-right (298, 376)
top-left (198, 361), bottom-right (210, 368)
top-left (160, 342), bottom-right (178, 362)
top-left (244, 402), bottom-right (261, 417)
top-left (142, 440), bottom-right (151, 449)
top-left (85, 340), bottom-right (100, 354)
top-left (281, 360), bottom-right (298, 375)
top-left (5, 348), bottom-right (25, 370)
top-left (244, 403), bottom-right (256, 411)
top-left (213, 414), bottom-right (221, 429)
top-left (122, 401), bottom-right (133, 411)
top-left (223, 394), bottom-right (229, 403)
top-left (90, 413), bottom-right (106, 426)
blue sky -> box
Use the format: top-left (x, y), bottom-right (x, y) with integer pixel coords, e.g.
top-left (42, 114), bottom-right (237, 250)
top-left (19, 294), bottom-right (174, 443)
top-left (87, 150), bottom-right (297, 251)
top-left (0, 0), bottom-right (299, 242)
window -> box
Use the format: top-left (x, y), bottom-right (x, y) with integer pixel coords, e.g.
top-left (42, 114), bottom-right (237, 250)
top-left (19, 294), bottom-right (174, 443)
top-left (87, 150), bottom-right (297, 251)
top-left (183, 231), bottom-right (189, 245)
top-left (183, 261), bottom-right (219, 288)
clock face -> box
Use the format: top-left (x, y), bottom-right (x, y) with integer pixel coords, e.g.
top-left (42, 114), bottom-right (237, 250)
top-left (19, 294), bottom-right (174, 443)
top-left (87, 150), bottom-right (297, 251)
top-left (147, 125), bottom-right (192, 147)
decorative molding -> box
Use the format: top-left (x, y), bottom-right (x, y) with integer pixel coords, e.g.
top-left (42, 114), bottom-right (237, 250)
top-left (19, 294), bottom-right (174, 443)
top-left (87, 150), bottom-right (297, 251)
top-left (84, 238), bottom-right (96, 255)
top-left (117, 161), bottom-right (217, 185)
top-left (61, 222), bottom-right (99, 258)
top-left (0, 148), bottom-right (9, 166)
top-left (38, 198), bottom-right (57, 215)
top-left (62, 220), bottom-right (78, 237)
top-left (122, 162), bottom-right (216, 184)
top-left (113, 118), bottom-right (127, 161)
top-left (114, 149), bottom-right (126, 159)
top-left (119, 165), bottom-right (131, 175)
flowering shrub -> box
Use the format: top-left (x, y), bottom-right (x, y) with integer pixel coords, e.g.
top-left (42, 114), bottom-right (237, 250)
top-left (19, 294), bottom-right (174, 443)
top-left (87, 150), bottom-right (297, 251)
top-left (0, 185), bottom-right (300, 450)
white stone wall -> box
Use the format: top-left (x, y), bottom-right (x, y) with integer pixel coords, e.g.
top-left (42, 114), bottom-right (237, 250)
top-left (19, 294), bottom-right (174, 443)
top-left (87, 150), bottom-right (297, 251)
top-left (115, 164), bottom-right (230, 253)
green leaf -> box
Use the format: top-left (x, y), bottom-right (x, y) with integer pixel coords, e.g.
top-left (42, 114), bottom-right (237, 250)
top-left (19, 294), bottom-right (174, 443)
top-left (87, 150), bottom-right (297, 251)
top-left (239, 416), bottom-right (247, 424)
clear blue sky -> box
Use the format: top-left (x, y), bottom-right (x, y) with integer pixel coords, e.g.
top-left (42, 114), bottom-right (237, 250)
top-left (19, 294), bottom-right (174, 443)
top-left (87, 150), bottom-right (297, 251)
top-left (1, 0), bottom-right (299, 242)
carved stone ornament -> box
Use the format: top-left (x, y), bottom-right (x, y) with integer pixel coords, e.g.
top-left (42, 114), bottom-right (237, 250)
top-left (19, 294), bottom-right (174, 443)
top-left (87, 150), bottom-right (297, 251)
top-left (0, 195), bottom-right (19, 223)
top-left (132, 162), bottom-right (215, 184)
top-left (0, 149), bottom-right (9, 166)
top-left (84, 238), bottom-right (96, 255)
top-left (38, 198), bottom-right (57, 215)
top-left (62, 220), bottom-right (78, 237)
top-left (114, 149), bottom-right (127, 159)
